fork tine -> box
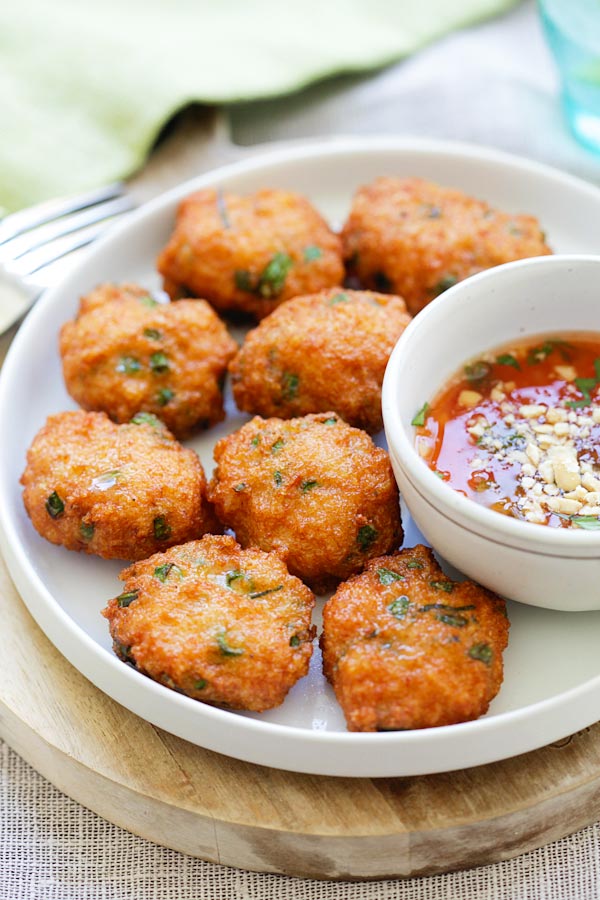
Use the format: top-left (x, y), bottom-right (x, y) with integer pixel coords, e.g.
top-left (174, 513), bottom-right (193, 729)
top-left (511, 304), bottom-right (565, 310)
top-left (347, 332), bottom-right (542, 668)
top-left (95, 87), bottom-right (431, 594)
top-left (8, 218), bottom-right (126, 278)
top-left (0, 195), bottom-right (134, 262)
top-left (0, 182), bottom-right (127, 245)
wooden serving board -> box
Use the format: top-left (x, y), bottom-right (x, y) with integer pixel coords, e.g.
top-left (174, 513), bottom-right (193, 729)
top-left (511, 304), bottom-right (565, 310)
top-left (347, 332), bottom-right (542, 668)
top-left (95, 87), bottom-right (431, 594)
top-left (3, 543), bottom-right (600, 881)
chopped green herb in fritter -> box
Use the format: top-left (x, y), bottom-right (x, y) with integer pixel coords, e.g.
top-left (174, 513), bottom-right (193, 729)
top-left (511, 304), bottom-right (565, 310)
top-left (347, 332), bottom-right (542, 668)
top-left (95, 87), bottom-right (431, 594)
top-left (116, 356), bottom-right (141, 375)
top-left (156, 388), bottom-right (174, 406)
top-left (150, 351), bottom-right (170, 374)
top-left (303, 245), bottom-right (322, 261)
top-left (388, 596), bottom-right (410, 618)
top-left (116, 590), bottom-right (139, 608)
top-left (281, 372), bottom-right (300, 400)
top-left (468, 642), bottom-right (493, 664)
top-left (257, 252), bottom-right (293, 298)
top-left (357, 524), bottom-right (378, 552)
top-left (144, 328), bottom-right (162, 341)
top-left (46, 491), bottom-right (65, 519)
top-left (429, 580), bottom-right (454, 593)
top-left (249, 585), bottom-right (283, 599)
top-left (153, 516), bottom-right (172, 540)
top-left (216, 631), bottom-right (244, 656)
top-left (79, 522), bottom-right (95, 541)
top-left (377, 567), bottom-right (405, 586)
top-left (154, 562), bottom-right (183, 582)
top-left (131, 412), bottom-right (162, 429)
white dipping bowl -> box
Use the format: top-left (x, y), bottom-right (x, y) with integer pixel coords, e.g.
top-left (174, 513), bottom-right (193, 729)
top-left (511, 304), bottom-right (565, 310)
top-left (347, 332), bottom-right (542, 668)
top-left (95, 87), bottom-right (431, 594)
top-left (382, 254), bottom-right (600, 612)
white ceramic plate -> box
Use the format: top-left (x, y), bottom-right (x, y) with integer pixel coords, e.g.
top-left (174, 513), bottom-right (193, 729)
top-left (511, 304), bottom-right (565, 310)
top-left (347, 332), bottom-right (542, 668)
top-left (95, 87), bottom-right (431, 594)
top-left (3, 137), bottom-right (600, 778)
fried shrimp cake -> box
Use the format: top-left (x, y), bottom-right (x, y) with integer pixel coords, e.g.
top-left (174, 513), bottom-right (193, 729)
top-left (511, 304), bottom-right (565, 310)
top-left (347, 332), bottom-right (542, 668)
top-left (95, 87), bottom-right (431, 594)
top-left (321, 544), bottom-right (509, 731)
top-left (207, 413), bottom-right (403, 593)
top-left (229, 289), bottom-right (412, 433)
top-left (156, 188), bottom-right (344, 320)
top-left (341, 177), bottom-right (551, 316)
top-left (102, 535), bottom-right (315, 711)
top-left (59, 282), bottom-right (237, 439)
top-left (21, 410), bottom-right (219, 560)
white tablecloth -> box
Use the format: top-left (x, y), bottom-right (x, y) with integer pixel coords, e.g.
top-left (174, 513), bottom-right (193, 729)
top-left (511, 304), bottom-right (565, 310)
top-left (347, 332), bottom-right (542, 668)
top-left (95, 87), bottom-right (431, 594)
top-left (3, 1), bottom-right (600, 896)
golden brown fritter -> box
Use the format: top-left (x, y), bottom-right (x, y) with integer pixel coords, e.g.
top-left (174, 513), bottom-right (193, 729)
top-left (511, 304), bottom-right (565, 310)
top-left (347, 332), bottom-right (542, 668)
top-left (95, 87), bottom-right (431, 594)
top-left (59, 282), bottom-right (237, 439)
top-left (156, 188), bottom-right (344, 320)
top-left (207, 413), bottom-right (403, 593)
top-left (229, 288), bottom-right (412, 433)
top-left (102, 534), bottom-right (315, 712)
top-left (321, 544), bottom-right (509, 732)
top-left (341, 177), bottom-right (552, 316)
top-left (21, 410), bottom-right (219, 560)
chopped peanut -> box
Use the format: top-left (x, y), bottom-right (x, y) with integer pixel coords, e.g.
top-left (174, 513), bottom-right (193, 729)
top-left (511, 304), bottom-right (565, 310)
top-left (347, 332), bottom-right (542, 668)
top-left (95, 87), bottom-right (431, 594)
top-left (549, 446), bottom-right (581, 492)
top-left (544, 497), bottom-right (582, 515)
top-left (554, 365), bottom-right (576, 382)
top-left (458, 390), bottom-right (483, 409)
top-left (519, 404), bottom-right (547, 418)
top-left (582, 472), bottom-right (600, 492)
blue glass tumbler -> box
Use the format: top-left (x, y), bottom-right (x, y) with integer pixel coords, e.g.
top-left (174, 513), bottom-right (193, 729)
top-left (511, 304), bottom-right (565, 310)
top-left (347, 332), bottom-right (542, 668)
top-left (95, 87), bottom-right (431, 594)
top-left (539, 0), bottom-right (600, 153)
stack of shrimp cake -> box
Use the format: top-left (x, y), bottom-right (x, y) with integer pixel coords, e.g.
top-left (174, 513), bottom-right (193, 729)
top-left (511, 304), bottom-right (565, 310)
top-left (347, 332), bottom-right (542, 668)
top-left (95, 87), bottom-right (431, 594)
top-left (103, 535), bottom-right (315, 712)
top-left (60, 282), bottom-right (237, 439)
top-left (207, 412), bottom-right (403, 593)
top-left (321, 545), bottom-right (509, 732)
top-left (21, 410), bottom-right (218, 560)
top-left (157, 188), bottom-right (344, 319)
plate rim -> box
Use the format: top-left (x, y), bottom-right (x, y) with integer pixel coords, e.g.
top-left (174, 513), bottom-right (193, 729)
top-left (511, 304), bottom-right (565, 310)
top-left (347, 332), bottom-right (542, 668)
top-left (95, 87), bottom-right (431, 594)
top-left (3, 134), bottom-right (600, 777)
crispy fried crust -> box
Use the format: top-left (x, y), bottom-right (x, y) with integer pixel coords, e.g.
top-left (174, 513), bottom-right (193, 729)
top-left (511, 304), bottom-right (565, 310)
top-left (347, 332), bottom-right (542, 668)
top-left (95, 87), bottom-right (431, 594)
top-left (321, 545), bottom-right (509, 731)
top-left (341, 177), bottom-right (552, 316)
top-left (102, 535), bottom-right (315, 711)
top-left (21, 410), bottom-right (219, 560)
top-left (207, 413), bottom-right (403, 593)
top-left (229, 288), bottom-right (412, 433)
top-left (156, 188), bottom-right (344, 319)
top-left (59, 282), bottom-right (237, 439)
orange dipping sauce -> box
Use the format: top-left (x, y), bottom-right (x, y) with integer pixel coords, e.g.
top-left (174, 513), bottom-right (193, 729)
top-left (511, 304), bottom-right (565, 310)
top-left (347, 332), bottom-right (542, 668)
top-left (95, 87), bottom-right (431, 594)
top-left (413, 334), bottom-right (600, 530)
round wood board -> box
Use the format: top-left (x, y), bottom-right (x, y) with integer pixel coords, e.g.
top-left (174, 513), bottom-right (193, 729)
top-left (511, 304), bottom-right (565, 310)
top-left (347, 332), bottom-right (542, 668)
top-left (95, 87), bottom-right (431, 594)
top-left (3, 548), bottom-right (600, 881)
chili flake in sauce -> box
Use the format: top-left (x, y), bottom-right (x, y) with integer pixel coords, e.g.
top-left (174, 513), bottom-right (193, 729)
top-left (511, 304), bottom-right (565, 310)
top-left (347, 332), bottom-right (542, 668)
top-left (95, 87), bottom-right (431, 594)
top-left (414, 333), bottom-right (600, 529)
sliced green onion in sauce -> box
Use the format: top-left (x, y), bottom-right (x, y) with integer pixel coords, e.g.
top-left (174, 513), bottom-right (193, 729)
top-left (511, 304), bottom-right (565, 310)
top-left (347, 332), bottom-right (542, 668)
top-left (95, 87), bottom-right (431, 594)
top-left (411, 402), bottom-right (429, 427)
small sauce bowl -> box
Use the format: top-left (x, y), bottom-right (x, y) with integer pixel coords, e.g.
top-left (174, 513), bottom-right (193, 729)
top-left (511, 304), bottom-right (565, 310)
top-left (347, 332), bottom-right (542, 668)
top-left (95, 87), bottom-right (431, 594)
top-left (382, 255), bottom-right (600, 611)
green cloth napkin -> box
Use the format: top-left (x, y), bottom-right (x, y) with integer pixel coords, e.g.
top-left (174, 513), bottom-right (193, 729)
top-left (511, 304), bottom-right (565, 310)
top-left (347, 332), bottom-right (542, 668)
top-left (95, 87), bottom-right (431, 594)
top-left (0, 0), bottom-right (518, 213)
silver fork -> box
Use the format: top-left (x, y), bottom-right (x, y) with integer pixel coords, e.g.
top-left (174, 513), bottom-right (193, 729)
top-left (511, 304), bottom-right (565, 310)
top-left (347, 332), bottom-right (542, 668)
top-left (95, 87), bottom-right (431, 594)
top-left (0, 182), bottom-right (135, 335)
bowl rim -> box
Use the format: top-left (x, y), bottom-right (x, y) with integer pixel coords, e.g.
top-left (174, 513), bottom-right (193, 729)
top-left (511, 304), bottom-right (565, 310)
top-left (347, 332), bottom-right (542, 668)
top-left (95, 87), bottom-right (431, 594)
top-left (382, 253), bottom-right (600, 552)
